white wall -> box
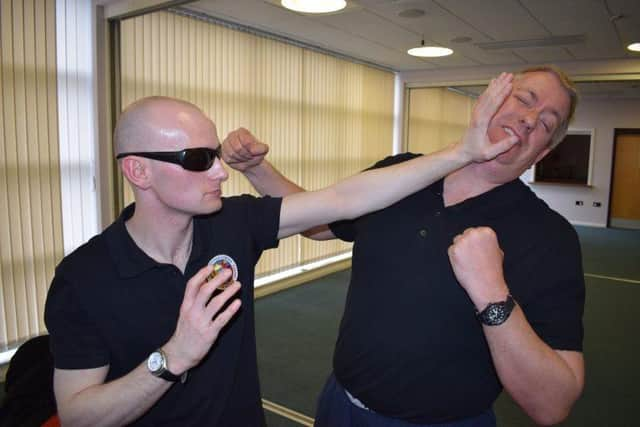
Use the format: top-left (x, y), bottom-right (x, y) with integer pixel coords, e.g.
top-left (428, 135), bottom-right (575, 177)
top-left (522, 98), bottom-right (640, 227)
top-left (399, 60), bottom-right (640, 228)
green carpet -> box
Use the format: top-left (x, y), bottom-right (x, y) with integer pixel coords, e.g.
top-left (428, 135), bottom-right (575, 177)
top-left (256, 271), bottom-right (348, 417)
top-left (265, 411), bottom-right (305, 427)
top-left (575, 225), bottom-right (640, 281)
top-left (255, 225), bottom-right (640, 426)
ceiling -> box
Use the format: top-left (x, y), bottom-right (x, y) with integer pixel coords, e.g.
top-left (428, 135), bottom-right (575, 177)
top-left (182, 0), bottom-right (640, 72)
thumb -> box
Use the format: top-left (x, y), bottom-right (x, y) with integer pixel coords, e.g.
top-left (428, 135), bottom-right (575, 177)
top-left (484, 135), bottom-right (519, 160)
top-left (250, 142), bottom-right (269, 156)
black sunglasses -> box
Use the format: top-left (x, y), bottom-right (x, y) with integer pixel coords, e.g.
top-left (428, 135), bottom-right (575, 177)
top-left (116, 147), bottom-right (221, 171)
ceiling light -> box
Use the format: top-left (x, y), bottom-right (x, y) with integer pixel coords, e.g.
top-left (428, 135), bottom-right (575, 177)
top-left (407, 40), bottom-right (453, 57)
top-left (628, 42), bottom-right (640, 52)
top-left (281, 0), bottom-right (346, 14)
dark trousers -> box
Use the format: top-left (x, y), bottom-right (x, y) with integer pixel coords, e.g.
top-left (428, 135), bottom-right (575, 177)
top-left (314, 374), bottom-right (496, 427)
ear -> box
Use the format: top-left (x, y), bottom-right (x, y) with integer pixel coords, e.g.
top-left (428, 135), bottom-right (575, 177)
top-left (120, 157), bottom-right (152, 190)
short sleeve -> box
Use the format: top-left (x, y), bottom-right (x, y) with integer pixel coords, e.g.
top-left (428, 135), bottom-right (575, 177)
top-left (246, 195), bottom-right (282, 253)
top-left (45, 273), bottom-right (110, 369)
top-left (518, 226), bottom-right (585, 351)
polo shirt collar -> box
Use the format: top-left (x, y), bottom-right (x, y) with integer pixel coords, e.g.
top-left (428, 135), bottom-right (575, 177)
top-left (435, 177), bottom-right (530, 214)
top-left (105, 203), bottom-right (161, 278)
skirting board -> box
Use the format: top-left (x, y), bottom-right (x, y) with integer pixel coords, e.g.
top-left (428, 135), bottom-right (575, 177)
top-left (254, 258), bottom-right (351, 299)
top-left (570, 221), bottom-right (606, 228)
top-left (610, 218), bottom-right (640, 230)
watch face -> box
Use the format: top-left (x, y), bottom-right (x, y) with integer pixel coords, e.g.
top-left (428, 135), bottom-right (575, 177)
top-left (478, 295), bottom-right (515, 326)
top-left (487, 305), bottom-right (504, 322)
top-left (148, 352), bottom-right (164, 373)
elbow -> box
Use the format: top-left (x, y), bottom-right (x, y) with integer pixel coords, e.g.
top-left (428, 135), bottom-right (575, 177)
top-left (530, 406), bottom-right (571, 426)
top-left (527, 391), bottom-right (582, 426)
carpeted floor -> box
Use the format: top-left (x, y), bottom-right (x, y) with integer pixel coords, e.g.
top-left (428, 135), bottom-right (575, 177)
top-left (255, 225), bottom-right (640, 426)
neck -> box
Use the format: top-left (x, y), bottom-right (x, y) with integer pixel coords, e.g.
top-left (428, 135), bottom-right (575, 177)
top-left (443, 163), bottom-right (504, 207)
top-left (125, 201), bottom-right (194, 273)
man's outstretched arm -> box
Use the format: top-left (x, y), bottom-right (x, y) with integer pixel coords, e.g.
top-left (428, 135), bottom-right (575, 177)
top-left (225, 73), bottom-right (519, 240)
top-left (277, 73), bottom-right (519, 238)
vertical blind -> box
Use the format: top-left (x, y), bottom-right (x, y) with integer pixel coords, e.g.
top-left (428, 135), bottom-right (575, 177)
top-left (119, 11), bottom-right (395, 277)
top-left (406, 87), bottom-right (473, 155)
top-left (0, 0), bottom-right (63, 349)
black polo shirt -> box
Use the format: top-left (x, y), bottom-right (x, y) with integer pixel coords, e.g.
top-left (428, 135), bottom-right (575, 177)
top-left (330, 153), bottom-right (585, 424)
top-left (45, 195), bottom-right (281, 427)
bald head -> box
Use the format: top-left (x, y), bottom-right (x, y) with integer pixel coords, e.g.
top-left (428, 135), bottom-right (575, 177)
top-left (114, 96), bottom-right (217, 156)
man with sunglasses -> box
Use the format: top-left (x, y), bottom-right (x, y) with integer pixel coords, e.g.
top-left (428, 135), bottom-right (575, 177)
top-left (44, 87), bottom-right (516, 427)
top-left (223, 68), bottom-right (585, 426)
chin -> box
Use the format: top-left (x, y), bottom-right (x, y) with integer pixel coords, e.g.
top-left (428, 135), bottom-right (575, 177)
top-left (203, 200), bottom-right (223, 214)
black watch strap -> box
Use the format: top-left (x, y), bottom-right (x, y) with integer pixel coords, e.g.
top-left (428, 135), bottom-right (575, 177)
top-left (476, 294), bottom-right (516, 326)
top-left (159, 369), bottom-right (188, 383)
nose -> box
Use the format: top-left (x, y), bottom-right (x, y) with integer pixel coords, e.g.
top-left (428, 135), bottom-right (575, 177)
top-left (207, 157), bottom-right (228, 182)
top-left (520, 110), bottom-right (538, 134)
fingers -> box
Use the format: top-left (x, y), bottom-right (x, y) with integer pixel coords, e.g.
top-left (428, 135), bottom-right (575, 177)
top-left (222, 128), bottom-right (269, 165)
top-left (451, 227), bottom-right (495, 246)
top-left (194, 268), bottom-right (233, 309)
top-left (483, 134), bottom-right (520, 159)
top-left (183, 264), bottom-right (215, 307)
top-left (206, 282), bottom-right (242, 329)
top-left (473, 72), bottom-right (513, 126)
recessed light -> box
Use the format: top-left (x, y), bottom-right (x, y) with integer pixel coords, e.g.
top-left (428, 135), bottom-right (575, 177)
top-left (628, 42), bottom-right (640, 52)
top-left (281, 0), bottom-right (346, 14)
top-left (398, 9), bottom-right (426, 18)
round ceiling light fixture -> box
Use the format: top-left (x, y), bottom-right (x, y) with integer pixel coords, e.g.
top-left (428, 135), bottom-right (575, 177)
top-left (627, 42), bottom-right (640, 52)
top-left (281, 0), bottom-right (347, 14)
top-left (407, 39), bottom-right (453, 57)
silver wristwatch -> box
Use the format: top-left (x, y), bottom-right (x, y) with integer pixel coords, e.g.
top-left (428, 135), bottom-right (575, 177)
top-left (147, 349), bottom-right (188, 383)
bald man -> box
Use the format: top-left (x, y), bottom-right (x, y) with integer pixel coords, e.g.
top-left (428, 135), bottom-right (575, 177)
top-left (44, 82), bottom-right (517, 427)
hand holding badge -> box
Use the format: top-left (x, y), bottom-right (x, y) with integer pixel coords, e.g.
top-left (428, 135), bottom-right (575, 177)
top-left (207, 254), bottom-right (238, 290)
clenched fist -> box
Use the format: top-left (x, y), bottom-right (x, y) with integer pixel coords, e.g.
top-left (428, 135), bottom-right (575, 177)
top-left (448, 227), bottom-right (510, 309)
top-left (222, 127), bottom-right (269, 172)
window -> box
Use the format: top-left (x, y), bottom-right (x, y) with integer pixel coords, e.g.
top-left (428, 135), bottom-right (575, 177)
top-left (533, 129), bottom-right (594, 185)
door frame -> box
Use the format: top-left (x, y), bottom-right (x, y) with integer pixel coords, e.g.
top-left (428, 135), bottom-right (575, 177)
top-left (607, 128), bottom-right (640, 227)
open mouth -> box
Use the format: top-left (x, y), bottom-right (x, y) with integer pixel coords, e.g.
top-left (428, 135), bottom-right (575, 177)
top-left (502, 126), bottom-right (521, 144)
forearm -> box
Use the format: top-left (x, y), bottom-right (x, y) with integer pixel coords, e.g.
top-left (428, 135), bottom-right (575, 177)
top-left (56, 364), bottom-right (172, 427)
top-left (278, 143), bottom-right (469, 238)
top-left (329, 143), bottom-right (469, 219)
top-left (245, 160), bottom-right (336, 239)
top-left (244, 160), bottom-right (305, 197)
top-left (484, 307), bottom-right (584, 425)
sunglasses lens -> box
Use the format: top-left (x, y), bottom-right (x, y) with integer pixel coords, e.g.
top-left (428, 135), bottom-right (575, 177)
top-left (183, 148), bottom-right (215, 171)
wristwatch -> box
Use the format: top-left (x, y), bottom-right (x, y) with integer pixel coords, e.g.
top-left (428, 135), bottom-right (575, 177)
top-left (147, 349), bottom-right (188, 383)
top-left (476, 294), bottom-right (516, 326)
